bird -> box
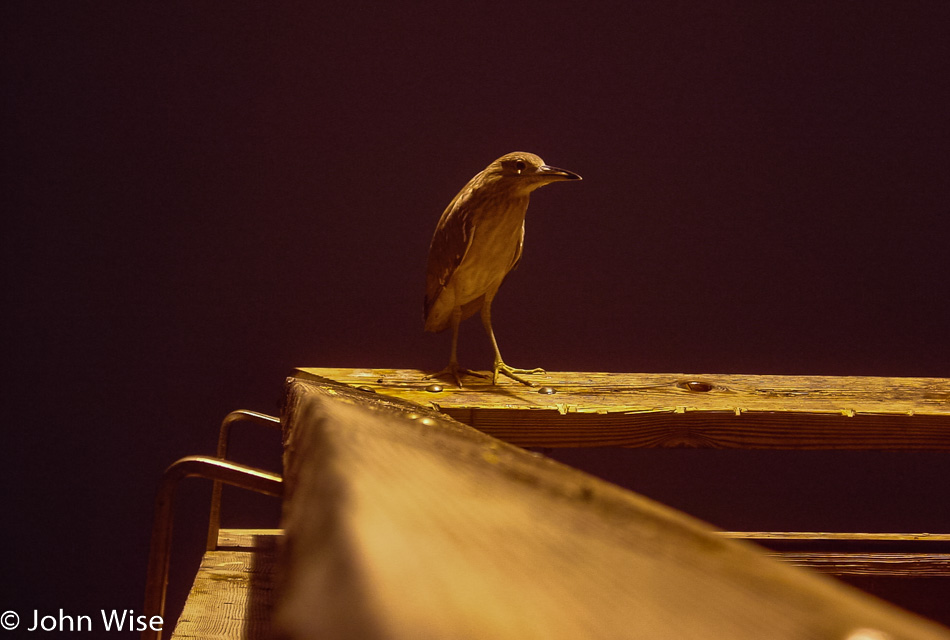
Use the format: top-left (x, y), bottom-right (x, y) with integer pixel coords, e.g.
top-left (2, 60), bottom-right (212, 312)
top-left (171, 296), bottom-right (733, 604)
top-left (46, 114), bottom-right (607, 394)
top-left (424, 152), bottom-right (581, 387)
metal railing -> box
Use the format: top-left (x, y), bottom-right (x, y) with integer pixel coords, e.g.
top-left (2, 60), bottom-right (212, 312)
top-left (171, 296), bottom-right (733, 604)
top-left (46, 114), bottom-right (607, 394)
top-left (142, 411), bottom-right (282, 640)
top-left (206, 410), bottom-right (282, 550)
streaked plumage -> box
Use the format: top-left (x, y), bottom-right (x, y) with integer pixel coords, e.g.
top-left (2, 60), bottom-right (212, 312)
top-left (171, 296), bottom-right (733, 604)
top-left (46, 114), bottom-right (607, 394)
top-left (424, 152), bottom-right (581, 386)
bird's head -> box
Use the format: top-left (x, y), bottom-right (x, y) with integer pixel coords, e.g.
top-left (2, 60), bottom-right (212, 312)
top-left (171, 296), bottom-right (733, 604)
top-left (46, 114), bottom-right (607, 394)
top-left (483, 152), bottom-right (582, 194)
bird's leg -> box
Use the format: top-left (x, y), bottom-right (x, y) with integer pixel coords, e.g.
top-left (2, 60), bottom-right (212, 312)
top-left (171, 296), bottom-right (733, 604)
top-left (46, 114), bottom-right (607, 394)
top-left (480, 294), bottom-right (544, 386)
top-left (425, 307), bottom-right (487, 387)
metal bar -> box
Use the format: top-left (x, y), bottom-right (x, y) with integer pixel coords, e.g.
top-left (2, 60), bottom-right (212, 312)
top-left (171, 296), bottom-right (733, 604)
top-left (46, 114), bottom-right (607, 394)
top-left (206, 410), bottom-right (281, 551)
top-left (143, 455), bottom-right (282, 640)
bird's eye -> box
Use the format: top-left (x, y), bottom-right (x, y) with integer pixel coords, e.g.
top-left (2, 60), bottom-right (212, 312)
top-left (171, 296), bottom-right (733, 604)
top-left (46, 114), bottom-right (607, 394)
top-left (515, 160), bottom-right (526, 173)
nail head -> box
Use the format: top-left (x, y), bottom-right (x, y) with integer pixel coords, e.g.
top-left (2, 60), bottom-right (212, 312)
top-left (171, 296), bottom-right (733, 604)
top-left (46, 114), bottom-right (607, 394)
top-left (679, 380), bottom-right (713, 393)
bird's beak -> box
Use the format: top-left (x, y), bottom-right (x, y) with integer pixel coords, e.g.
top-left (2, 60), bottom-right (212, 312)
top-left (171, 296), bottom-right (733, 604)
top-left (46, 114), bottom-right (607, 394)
top-left (539, 165), bottom-right (582, 181)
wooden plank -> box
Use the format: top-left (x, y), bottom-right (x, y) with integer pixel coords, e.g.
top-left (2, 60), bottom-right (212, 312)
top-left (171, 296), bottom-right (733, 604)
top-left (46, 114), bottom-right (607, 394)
top-left (724, 532), bottom-right (950, 543)
top-left (170, 530), bottom-right (279, 640)
top-left (274, 375), bottom-right (950, 639)
top-left (294, 368), bottom-right (950, 449)
top-left (723, 532), bottom-right (950, 554)
top-left (776, 553), bottom-right (950, 577)
top-left (215, 529), bottom-right (950, 583)
top-left (723, 532), bottom-right (950, 577)
top-left (215, 528), bottom-right (283, 550)
top-left (216, 530), bottom-right (950, 580)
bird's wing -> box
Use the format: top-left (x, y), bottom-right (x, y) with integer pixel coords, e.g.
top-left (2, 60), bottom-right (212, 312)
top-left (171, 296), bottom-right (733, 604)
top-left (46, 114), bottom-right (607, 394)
top-left (424, 186), bottom-right (477, 320)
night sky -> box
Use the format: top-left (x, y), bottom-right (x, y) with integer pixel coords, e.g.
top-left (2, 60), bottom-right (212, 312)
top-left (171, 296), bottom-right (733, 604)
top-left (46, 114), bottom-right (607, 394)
top-left (3, 2), bottom-right (949, 631)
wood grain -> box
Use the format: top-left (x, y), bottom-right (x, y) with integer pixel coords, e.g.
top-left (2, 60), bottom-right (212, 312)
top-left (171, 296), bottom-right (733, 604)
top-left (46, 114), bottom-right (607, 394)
top-left (724, 532), bottom-right (950, 577)
top-left (294, 368), bottom-right (950, 449)
top-left (170, 530), bottom-right (279, 640)
top-left (274, 376), bottom-right (950, 639)
top-left (776, 553), bottom-right (950, 577)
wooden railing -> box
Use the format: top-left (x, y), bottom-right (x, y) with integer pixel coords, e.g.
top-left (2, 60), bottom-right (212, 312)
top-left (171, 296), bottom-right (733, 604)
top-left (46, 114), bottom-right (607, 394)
top-left (272, 370), bottom-right (950, 639)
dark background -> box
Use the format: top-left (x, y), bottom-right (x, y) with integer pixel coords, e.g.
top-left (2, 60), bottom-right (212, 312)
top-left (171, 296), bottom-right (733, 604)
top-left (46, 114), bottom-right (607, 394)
top-left (3, 1), bottom-right (949, 633)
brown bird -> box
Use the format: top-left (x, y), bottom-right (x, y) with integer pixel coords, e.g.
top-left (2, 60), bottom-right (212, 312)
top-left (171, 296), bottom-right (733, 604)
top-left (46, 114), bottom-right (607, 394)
top-left (424, 152), bottom-right (581, 387)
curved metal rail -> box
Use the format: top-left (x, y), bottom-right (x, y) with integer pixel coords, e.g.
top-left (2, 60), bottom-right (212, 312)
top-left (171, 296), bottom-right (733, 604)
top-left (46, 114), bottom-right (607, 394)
top-left (206, 410), bottom-right (282, 550)
top-left (142, 455), bottom-right (282, 640)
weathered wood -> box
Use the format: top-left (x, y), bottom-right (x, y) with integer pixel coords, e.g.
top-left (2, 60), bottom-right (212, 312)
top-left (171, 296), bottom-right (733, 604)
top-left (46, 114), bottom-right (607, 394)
top-left (171, 529), bottom-right (280, 640)
top-left (215, 528), bottom-right (283, 550)
top-left (295, 368), bottom-right (950, 450)
top-left (777, 553), bottom-right (950, 577)
top-left (724, 531), bottom-right (950, 554)
top-left (725, 532), bottom-right (950, 543)
top-left (275, 376), bottom-right (950, 639)
top-left (724, 532), bottom-right (950, 577)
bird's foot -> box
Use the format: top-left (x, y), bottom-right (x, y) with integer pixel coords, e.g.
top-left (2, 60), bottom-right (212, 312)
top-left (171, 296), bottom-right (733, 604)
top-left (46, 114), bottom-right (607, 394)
top-left (492, 362), bottom-right (545, 387)
top-left (424, 363), bottom-right (489, 388)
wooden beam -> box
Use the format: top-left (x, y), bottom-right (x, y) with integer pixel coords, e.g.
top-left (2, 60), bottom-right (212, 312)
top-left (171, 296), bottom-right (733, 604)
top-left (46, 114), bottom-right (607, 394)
top-left (165, 529), bottom-right (950, 639)
top-left (774, 553), bottom-right (950, 577)
top-left (294, 369), bottom-right (950, 449)
top-left (171, 529), bottom-right (280, 640)
top-left (723, 532), bottom-right (950, 577)
top-left (274, 375), bottom-right (950, 639)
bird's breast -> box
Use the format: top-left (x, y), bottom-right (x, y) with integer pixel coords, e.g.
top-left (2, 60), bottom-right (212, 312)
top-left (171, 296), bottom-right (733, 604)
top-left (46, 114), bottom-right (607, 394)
top-left (450, 203), bottom-right (526, 304)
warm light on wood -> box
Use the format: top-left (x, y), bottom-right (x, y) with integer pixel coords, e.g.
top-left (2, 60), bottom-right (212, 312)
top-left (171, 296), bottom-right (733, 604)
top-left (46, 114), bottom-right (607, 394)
top-left (272, 374), bottom-right (950, 639)
top-left (295, 368), bottom-right (950, 449)
top-left (170, 530), bottom-right (280, 640)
